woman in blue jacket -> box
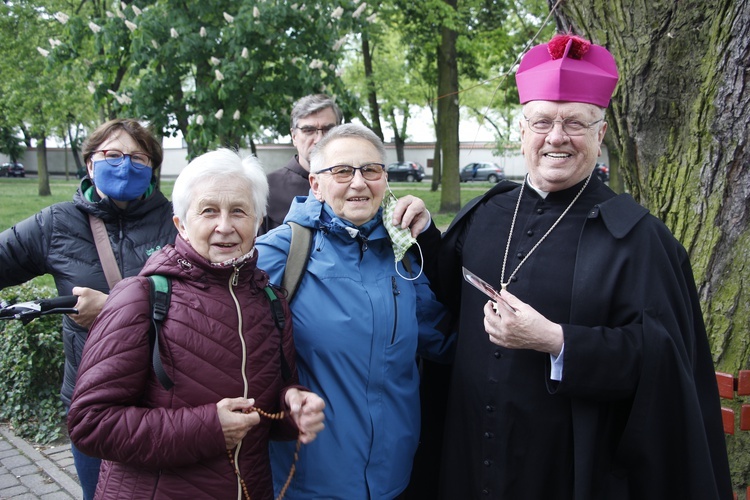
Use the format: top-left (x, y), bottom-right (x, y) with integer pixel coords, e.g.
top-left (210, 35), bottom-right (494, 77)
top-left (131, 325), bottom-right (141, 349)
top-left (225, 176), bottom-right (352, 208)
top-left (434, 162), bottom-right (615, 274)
top-left (256, 123), bottom-right (454, 499)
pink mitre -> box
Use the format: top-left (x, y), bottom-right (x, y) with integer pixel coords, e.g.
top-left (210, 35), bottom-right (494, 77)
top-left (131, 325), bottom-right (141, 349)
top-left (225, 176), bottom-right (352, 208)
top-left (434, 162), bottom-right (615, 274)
top-left (516, 34), bottom-right (619, 107)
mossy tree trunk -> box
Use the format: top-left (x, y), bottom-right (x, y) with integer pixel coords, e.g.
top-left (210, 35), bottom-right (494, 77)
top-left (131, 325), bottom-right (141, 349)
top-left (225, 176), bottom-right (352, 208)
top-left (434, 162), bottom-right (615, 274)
top-left (554, 0), bottom-right (750, 490)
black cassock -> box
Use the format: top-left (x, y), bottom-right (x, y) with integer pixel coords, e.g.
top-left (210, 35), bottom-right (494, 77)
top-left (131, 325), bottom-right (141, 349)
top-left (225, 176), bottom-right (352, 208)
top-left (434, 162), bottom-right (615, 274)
top-left (427, 178), bottom-right (731, 500)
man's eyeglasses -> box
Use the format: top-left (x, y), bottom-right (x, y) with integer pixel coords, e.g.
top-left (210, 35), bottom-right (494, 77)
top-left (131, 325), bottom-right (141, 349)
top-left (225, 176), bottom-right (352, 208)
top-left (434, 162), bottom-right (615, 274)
top-left (94, 150), bottom-right (152, 168)
top-left (523, 116), bottom-right (603, 136)
top-left (314, 163), bottom-right (385, 183)
top-left (294, 125), bottom-right (336, 136)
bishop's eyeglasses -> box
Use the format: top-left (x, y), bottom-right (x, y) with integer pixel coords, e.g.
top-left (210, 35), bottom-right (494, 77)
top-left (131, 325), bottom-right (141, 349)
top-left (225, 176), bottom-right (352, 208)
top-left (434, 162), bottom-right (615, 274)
top-left (523, 116), bottom-right (603, 136)
top-left (314, 163), bottom-right (385, 183)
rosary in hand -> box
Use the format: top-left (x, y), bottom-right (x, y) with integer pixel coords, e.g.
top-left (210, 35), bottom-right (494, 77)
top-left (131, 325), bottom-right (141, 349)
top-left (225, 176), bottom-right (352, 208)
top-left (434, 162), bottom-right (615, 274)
top-left (227, 406), bottom-right (301, 500)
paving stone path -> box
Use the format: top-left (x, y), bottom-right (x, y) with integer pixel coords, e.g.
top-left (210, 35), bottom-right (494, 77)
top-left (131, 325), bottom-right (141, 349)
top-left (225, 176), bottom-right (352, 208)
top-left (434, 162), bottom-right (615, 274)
top-left (0, 426), bottom-right (81, 499)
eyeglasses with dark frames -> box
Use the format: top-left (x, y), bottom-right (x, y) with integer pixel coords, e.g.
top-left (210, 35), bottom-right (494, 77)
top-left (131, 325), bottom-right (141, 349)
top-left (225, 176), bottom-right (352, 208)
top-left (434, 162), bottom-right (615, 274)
top-left (523, 116), bottom-right (604, 136)
top-left (294, 125), bottom-right (337, 136)
top-left (314, 163), bottom-right (385, 183)
top-left (94, 150), bottom-right (152, 168)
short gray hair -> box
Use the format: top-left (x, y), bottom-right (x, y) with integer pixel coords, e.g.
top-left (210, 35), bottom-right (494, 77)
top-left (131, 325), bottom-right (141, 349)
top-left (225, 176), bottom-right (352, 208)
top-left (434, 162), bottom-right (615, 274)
top-left (172, 148), bottom-right (269, 233)
top-left (309, 123), bottom-right (386, 173)
top-left (290, 94), bottom-right (344, 130)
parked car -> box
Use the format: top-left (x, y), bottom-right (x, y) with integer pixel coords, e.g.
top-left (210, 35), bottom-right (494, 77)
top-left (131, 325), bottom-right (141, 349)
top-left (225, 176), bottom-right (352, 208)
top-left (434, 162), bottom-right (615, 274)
top-left (1, 162), bottom-right (25, 177)
top-left (386, 161), bottom-right (425, 182)
top-left (460, 162), bottom-right (504, 183)
top-left (594, 162), bottom-right (609, 183)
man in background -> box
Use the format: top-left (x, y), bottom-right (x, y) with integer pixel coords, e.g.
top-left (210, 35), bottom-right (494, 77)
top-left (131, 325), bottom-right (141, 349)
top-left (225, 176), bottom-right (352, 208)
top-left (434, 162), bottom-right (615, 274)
top-left (259, 94), bottom-right (343, 234)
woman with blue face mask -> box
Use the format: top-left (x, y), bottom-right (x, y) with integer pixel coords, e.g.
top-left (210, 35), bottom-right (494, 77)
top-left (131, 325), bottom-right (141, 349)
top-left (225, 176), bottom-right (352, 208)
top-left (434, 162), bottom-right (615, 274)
top-left (86, 124), bottom-right (157, 207)
top-left (0, 118), bottom-right (178, 500)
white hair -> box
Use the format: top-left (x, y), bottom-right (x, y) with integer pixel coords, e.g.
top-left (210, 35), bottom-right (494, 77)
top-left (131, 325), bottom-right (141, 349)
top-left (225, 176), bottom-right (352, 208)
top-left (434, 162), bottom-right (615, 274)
top-left (172, 148), bottom-right (269, 232)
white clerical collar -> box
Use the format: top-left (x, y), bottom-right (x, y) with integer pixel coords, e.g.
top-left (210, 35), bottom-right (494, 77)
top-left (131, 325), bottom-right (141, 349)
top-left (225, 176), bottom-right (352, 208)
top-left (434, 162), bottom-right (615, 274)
top-left (525, 175), bottom-right (549, 199)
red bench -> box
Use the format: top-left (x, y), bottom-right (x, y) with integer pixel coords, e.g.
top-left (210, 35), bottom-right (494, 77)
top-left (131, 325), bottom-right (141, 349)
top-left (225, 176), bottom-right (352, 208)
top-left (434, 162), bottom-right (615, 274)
top-left (716, 371), bottom-right (750, 434)
top-left (716, 371), bottom-right (750, 500)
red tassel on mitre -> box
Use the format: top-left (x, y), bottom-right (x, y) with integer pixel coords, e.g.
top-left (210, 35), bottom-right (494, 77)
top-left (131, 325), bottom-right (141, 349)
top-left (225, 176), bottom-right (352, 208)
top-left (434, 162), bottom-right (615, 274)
top-left (547, 34), bottom-right (591, 60)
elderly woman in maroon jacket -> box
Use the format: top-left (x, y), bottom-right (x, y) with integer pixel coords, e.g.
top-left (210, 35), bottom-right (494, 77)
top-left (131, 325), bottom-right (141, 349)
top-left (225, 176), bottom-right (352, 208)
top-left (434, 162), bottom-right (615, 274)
top-left (68, 148), bottom-right (325, 500)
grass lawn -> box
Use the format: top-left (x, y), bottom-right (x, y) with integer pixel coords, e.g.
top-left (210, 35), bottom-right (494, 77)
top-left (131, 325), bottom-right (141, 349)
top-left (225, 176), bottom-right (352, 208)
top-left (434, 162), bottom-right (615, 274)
top-left (0, 176), bottom-right (498, 232)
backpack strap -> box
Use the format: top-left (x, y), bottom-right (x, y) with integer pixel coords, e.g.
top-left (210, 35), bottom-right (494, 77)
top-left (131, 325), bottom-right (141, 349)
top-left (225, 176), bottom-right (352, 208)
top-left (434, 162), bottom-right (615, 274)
top-left (263, 285), bottom-right (292, 382)
top-left (145, 278), bottom-right (292, 389)
top-left (148, 275), bottom-right (175, 390)
top-left (89, 214), bottom-right (122, 289)
top-left (281, 222), bottom-right (313, 303)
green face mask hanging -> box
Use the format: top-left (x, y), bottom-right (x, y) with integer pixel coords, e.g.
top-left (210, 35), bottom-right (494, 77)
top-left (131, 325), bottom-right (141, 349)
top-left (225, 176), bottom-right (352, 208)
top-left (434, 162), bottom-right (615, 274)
top-left (382, 189), bottom-right (423, 281)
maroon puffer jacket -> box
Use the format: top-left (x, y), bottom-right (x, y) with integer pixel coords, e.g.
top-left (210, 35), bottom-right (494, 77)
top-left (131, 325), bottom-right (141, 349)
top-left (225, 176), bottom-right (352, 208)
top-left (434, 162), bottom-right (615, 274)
top-left (68, 236), bottom-right (301, 499)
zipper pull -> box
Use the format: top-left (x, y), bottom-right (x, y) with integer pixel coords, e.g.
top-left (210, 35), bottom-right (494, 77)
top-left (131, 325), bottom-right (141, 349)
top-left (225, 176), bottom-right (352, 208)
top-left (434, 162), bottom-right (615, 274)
top-left (232, 267), bottom-right (239, 286)
top-left (391, 276), bottom-right (400, 296)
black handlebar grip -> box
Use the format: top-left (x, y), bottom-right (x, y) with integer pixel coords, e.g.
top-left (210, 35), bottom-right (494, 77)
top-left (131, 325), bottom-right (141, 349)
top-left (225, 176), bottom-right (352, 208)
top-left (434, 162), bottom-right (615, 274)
top-left (38, 295), bottom-right (79, 311)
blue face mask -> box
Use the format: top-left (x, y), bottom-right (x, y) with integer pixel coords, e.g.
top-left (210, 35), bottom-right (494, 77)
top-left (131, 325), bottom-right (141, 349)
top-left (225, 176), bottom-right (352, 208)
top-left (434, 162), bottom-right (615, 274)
top-left (92, 158), bottom-right (152, 202)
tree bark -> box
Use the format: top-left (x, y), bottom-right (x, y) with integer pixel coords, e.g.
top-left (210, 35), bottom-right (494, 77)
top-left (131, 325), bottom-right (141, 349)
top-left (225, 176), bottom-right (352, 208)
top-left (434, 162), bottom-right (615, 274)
top-left (35, 137), bottom-right (50, 196)
top-left (437, 0), bottom-right (460, 213)
top-left (66, 123), bottom-right (84, 176)
top-left (389, 109), bottom-right (406, 162)
top-left (362, 34), bottom-right (385, 141)
top-left (432, 137), bottom-right (442, 192)
top-left (556, 0), bottom-right (750, 490)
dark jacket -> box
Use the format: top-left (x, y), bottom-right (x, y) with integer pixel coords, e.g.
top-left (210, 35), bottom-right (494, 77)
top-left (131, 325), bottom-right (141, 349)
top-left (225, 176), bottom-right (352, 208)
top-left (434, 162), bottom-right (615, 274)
top-left (259, 156), bottom-right (311, 234)
top-left (68, 236), bottom-right (302, 499)
top-left (0, 178), bottom-right (177, 407)
top-left (432, 180), bottom-right (731, 499)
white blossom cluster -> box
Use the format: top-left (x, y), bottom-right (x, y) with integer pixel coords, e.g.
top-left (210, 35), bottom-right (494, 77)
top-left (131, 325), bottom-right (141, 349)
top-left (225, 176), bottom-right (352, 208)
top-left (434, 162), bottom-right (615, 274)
top-left (50, 2), bottom-right (372, 126)
top-left (108, 89), bottom-right (132, 105)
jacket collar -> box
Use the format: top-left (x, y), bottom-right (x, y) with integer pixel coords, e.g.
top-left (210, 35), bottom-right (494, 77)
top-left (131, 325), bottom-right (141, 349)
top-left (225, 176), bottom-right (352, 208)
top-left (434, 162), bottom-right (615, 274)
top-left (445, 178), bottom-right (649, 241)
top-left (75, 177), bottom-right (163, 221)
top-left (143, 236), bottom-right (268, 290)
top-left (286, 195), bottom-right (389, 243)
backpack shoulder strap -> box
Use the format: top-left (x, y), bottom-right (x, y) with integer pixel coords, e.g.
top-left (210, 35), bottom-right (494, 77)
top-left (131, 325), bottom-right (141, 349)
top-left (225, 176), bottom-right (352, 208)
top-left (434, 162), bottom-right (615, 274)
top-left (89, 214), bottom-right (122, 289)
top-left (263, 285), bottom-right (292, 382)
top-left (147, 275), bottom-right (175, 390)
top-left (281, 221), bottom-right (313, 302)
top-left (145, 277), bottom-right (290, 389)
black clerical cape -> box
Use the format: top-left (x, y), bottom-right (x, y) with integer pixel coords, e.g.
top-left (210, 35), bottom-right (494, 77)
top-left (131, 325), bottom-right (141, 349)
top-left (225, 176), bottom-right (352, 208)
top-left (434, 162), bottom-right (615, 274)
top-left (430, 180), bottom-right (731, 500)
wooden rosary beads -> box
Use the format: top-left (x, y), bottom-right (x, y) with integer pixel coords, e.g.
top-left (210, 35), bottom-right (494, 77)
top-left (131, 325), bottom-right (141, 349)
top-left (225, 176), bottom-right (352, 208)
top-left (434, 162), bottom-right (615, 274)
top-left (227, 406), bottom-right (301, 500)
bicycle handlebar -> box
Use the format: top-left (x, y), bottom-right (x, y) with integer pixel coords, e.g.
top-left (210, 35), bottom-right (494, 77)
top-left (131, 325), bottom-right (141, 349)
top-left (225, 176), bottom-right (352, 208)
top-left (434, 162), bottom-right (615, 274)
top-left (0, 295), bottom-right (79, 323)
top-left (37, 295), bottom-right (79, 311)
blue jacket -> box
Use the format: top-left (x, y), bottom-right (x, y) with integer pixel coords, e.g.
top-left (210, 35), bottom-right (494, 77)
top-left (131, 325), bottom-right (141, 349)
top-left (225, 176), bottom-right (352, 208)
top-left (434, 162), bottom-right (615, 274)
top-left (256, 195), bottom-right (454, 500)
